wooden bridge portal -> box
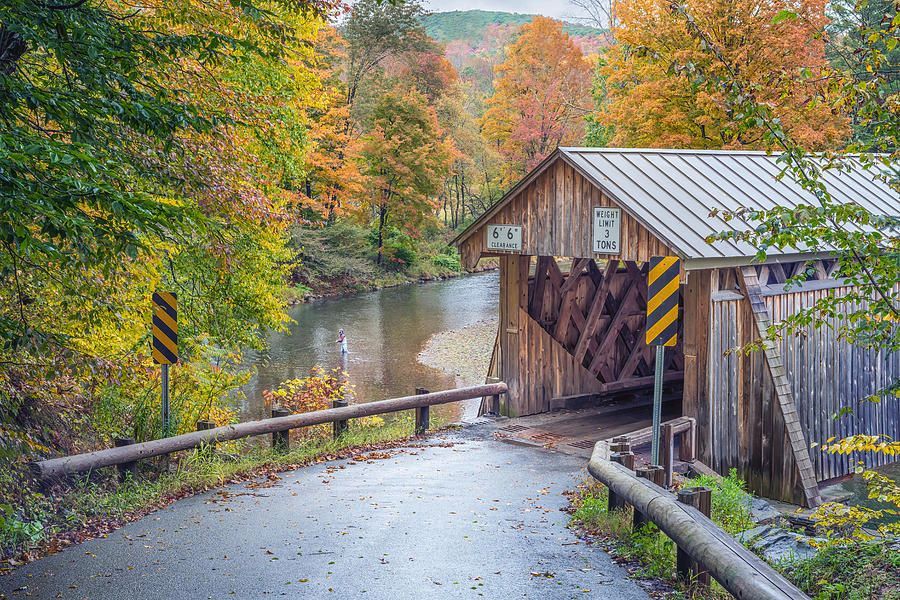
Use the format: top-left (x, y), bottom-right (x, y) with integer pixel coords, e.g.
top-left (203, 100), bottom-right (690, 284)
top-left (453, 148), bottom-right (898, 507)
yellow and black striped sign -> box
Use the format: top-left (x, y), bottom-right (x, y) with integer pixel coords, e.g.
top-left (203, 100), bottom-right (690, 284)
top-left (152, 292), bottom-right (178, 364)
top-left (646, 256), bottom-right (680, 347)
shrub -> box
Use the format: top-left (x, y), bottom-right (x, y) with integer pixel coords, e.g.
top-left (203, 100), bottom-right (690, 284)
top-left (262, 367), bottom-right (352, 440)
top-left (781, 542), bottom-right (900, 600)
top-left (375, 227), bottom-right (418, 271)
top-left (688, 468), bottom-right (755, 534)
top-left (431, 251), bottom-right (461, 272)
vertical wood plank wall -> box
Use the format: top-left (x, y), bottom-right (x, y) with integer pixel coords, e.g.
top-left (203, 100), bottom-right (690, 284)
top-left (696, 269), bottom-right (900, 504)
top-left (768, 284), bottom-right (900, 481)
top-left (459, 159), bottom-right (674, 270)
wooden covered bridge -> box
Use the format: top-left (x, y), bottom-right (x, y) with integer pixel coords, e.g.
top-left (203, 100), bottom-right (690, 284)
top-left (454, 148), bottom-right (898, 507)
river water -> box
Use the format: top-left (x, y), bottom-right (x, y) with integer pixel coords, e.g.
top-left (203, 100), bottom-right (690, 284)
top-left (238, 272), bottom-right (499, 422)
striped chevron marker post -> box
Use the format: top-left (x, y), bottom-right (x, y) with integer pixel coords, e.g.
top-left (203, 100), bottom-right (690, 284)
top-left (646, 257), bottom-right (680, 465)
top-left (152, 291), bottom-right (178, 437)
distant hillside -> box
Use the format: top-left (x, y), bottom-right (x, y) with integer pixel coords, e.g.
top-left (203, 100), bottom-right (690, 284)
top-left (422, 10), bottom-right (604, 45)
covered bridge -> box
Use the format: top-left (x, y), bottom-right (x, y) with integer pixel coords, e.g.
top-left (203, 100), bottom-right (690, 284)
top-left (454, 148), bottom-right (898, 507)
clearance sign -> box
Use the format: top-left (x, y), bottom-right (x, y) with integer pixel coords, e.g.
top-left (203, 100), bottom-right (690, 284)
top-left (646, 256), bottom-right (680, 347)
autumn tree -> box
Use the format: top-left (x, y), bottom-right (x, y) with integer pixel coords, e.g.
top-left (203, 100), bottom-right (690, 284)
top-left (357, 89), bottom-right (453, 265)
top-left (597, 0), bottom-right (848, 149)
top-left (341, 0), bottom-right (431, 119)
top-left (303, 26), bottom-right (363, 223)
top-left (0, 0), bottom-right (332, 470)
top-left (482, 17), bottom-right (592, 183)
top-left (826, 0), bottom-right (900, 148)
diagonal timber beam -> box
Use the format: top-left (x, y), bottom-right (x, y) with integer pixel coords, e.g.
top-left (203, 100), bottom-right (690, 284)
top-left (739, 266), bottom-right (822, 508)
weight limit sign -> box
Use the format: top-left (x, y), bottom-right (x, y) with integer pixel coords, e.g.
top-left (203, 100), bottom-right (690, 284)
top-left (646, 256), bottom-right (680, 347)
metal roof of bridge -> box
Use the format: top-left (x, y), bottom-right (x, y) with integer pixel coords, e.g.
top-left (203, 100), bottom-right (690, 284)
top-left (455, 147), bottom-right (898, 269)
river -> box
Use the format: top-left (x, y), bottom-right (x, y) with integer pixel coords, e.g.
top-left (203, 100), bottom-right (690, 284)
top-left (238, 271), bottom-right (499, 422)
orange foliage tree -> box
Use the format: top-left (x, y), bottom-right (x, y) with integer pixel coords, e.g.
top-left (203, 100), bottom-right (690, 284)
top-left (599, 0), bottom-right (848, 149)
top-left (482, 17), bottom-right (593, 184)
top-left (357, 88), bottom-right (453, 265)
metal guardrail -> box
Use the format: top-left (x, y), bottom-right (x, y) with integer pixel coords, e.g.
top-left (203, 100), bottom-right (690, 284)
top-left (32, 382), bottom-right (508, 482)
top-left (588, 442), bottom-right (809, 600)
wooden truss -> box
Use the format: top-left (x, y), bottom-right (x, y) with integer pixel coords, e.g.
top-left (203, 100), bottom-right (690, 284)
top-left (526, 256), bottom-right (684, 391)
top-left (718, 258), bottom-right (841, 292)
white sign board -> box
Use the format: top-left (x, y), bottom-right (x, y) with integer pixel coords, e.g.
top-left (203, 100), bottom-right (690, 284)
top-left (592, 207), bottom-right (621, 254)
top-left (486, 224), bottom-right (523, 252)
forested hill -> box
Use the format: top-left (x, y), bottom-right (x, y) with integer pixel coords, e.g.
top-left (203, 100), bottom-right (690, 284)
top-left (421, 10), bottom-right (604, 44)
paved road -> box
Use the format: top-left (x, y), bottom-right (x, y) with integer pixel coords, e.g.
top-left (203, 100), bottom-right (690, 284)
top-left (0, 425), bottom-right (649, 600)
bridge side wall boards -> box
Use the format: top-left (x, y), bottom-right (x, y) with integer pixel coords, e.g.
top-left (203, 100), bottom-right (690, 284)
top-left (461, 154), bottom-right (898, 508)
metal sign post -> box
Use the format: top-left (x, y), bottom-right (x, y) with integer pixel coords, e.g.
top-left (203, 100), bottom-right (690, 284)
top-left (646, 256), bottom-right (680, 465)
top-left (651, 345), bottom-right (665, 464)
top-left (152, 292), bottom-right (178, 437)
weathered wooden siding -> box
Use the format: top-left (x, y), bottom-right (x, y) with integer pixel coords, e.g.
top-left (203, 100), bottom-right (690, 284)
top-left (459, 159), bottom-right (674, 270)
top-left (706, 282), bottom-right (900, 503)
top-left (768, 285), bottom-right (900, 481)
top-left (707, 295), bottom-right (805, 503)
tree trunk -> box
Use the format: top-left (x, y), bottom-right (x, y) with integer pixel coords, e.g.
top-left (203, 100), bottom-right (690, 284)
top-left (376, 201), bottom-right (388, 265)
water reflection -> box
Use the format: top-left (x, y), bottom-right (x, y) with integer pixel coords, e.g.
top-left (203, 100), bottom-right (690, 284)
top-left (239, 272), bottom-right (499, 422)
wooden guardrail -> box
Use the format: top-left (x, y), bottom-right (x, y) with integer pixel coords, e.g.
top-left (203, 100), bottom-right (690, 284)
top-left (32, 382), bottom-right (508, 483)
top-left (588, 442), bottom-right (809, 600)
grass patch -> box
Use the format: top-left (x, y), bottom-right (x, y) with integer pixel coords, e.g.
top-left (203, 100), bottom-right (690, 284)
top-left (2, 414), bottom-right (439, 563)
top-left (687, 468), bottom-right (755, 534)
top-left (568, 476), bottom-right (751, 599)
top-left (778, 542), bottom-right (900, 600)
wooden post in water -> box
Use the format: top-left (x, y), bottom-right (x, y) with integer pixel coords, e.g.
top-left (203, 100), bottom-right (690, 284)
top-left (415, 388), bottom-right (430, 435)
top-left (114, 437), bottom-right (137, 483)
top-left (271, 408), bottom-right (290, 451)
top-left (332, 398), bottom-right (349, 439)
top-left (676, 487), bottom-right (712, 587)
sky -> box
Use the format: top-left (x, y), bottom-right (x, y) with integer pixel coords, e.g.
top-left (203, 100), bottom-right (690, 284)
top-left (421, 0), bottom-right (591, 22)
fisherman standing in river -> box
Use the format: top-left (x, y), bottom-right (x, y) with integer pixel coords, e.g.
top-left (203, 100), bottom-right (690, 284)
top-left (336, 328), bottom-right (348, 354)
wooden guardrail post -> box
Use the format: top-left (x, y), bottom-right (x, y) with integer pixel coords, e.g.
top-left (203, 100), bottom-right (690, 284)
top-left (633, 465), bottom-right (664, 530)
top-left (32, 383), bottom-right (510, 481)
top-left (679, 417), bottom-right (696, 462)
top-left (114, 437), bottom-right (137, 482)
top-left (676, 487), bottom-right (712, 587)
top-left (271, 408), bottom-right (291, 451)
top-left (610, 437), bottom-right (631, 454)
top-left (196, 420), bottom-right (216, 455)
top-left (661, 422), bottom-right (675, 488)
top-left (608, 452), bottom-right (634, 512)
top-left (415, 388), bottom-right (430, 434)
top-left (332, 398), bottom-right (349, 439)
top-left (486, 376), bottom-right (502, 415)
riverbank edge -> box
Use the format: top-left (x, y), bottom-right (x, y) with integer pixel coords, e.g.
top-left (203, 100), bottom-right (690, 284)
top-left (0, 422), bottom-right (464, 571)
top-left (287, 262), bottom-right (498, 305)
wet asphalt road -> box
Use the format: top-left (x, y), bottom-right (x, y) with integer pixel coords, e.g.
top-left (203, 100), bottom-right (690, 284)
top-left (0, 425), bottom-right (649, 600)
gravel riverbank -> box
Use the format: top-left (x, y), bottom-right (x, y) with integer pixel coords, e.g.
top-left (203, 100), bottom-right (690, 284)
top-left (417, 318), bottom-right (497, 388)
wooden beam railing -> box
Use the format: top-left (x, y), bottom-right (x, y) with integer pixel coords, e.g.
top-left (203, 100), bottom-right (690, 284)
top-left (32, 383), bottom-right (508, 483)
top-left (588, 443), bottom-right (809, 600)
